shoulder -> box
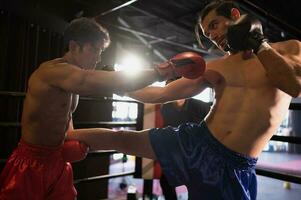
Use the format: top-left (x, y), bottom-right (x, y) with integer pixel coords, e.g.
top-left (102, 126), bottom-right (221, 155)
top-left (271, 40), bottom-right (301, 55)
top-left (203, 59), bottom-right (225, 87)
top-left (32, 58), bottom-right (82, 87)
top-left (38, 58), bottom-right (83, 78)
top-left (39, 58), bottom-right (71, 69)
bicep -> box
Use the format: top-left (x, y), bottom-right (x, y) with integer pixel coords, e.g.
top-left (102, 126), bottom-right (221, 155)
top-left (276, 40), bottom-right (301, 64)
top-left (273, 40), bottom-right (301, 97)
top-left (128, 77), bottom-right (209, 103)
top-left (283, 40), bottom-right (301, 94)
top-left (163, 77), bottom-right (210, 100)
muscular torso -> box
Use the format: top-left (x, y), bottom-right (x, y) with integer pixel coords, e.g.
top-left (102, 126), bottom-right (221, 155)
top-left (203, 50), bottom-right (291, 157)
top-left (21, 58), bottom-right (79, 146)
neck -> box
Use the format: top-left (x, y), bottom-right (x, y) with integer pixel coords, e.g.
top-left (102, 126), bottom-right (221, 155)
top-left (63, 52), bottom-right (77, 66)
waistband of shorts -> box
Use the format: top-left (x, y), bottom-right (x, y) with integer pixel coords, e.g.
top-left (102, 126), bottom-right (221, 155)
top-left (16, 139), bottom-right (63, 157)
top-left (199, 121), bottom-right (258, 170)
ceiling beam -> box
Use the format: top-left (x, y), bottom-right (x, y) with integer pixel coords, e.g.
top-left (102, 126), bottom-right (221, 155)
top-left (95, 0), bottom-right (138, 19)
top-left (102, 21), bottom-right (213, 55)
top-left (117, 17), bottom-right (167, 61)
top-left (128, 5), bottom-right (193, 32)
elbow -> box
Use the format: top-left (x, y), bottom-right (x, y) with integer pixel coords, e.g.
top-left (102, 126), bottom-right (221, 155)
top-left (288, 90), bottom-right (299, 98)
top-left (270, 76), bottom-right (301, 98)
top-left (290, 79), bottom-right (301, 98)
top-left (281, 84), bottom-right (301, 98)
top-left (291, 85), bottom-right (301, 98)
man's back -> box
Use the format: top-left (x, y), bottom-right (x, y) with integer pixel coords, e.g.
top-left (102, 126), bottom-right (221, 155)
top-left (204, 43), bottom-right (292, 157)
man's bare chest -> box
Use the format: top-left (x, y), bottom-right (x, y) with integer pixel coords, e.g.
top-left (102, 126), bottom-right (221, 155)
top-left (204, 54), bottom-right (270, 88)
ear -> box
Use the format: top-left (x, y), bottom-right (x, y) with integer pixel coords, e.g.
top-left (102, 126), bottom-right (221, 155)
top-left (69, 40), bottom-right (79, 52)
top-left (230, 8), bottom-right (241, 20)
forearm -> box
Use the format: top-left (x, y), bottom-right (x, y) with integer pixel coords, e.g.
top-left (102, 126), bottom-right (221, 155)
top-left (127, 86), bottom-right (167, 104)
top-left (82, 69), bottom-right (160, 95)
top-left (112, 69), bottom-right (160, 93)
top-left (257, 48), bottom-right (301, 97)
top-left (128, 77), bottom-right (208, 103)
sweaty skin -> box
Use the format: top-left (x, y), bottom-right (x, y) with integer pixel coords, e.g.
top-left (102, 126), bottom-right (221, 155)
top-left (203, 50), bottom-right (291, 157)
top-left (65, 10), bottom-right (300, 160)
top-left (118, 44), bottom-right (291, 159)
top-left (21, 58), bottom-right (79, 146)
top-left (21, 42), bottom-right (160, 147)
top-left (67, 42), bottom-right (294, 159)
top-left (199, 9), bottom-right (293, 157)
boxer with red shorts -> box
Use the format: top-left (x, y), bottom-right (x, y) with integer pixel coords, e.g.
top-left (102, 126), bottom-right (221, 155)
top-left (0, 140), bottom-right (76, 200)
top-left (0, 17), bottom-right (202, 199)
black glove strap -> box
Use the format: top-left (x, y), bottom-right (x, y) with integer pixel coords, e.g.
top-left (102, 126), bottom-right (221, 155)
top-left (249, 31), bottom-right (268, 54)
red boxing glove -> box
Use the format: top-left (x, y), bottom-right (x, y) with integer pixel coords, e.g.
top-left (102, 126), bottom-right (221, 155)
top-left (155, 52), bottom-right (206, 81)
top-left (171, 52), bottom-right (206, 79)
top-left (62, 140), bottom-right (89, 163)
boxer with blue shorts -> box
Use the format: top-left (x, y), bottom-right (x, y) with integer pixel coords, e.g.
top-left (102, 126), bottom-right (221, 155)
top-left (65, 1), bottom-right (301, 199)
top-left (150, 122), bottom-right (257, 200)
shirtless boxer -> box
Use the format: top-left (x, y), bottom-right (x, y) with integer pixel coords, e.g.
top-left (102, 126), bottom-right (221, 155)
top-left (0, 17), bottom-right (203, 199)
top-left (66, 1), bottom-right (301, 199)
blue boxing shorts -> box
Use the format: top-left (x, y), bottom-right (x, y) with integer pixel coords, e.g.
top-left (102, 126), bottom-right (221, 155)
top-left (149, 121), bottom-right (258, 200)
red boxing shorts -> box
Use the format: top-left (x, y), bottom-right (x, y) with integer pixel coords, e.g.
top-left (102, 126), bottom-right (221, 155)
top-left (0, 140), bottom-right (77, 200)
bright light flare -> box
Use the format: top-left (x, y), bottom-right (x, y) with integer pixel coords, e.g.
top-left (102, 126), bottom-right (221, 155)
top-left (115, 53), bottom-right (145, 76)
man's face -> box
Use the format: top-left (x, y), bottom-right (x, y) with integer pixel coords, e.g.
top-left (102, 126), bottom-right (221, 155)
top-left (73, 41), bottom-right (104, 70)
top-left (200, 10), bottom-right (233, 52)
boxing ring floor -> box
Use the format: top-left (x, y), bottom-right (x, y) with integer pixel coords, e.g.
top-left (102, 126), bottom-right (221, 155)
top-left (107, 151), bottom-right (301, 200)
top-left (256, 152), bottom-right (301, 200)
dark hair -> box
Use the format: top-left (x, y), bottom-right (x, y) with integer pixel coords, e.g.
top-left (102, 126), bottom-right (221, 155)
top-left (195, 1), bottom-right (239, 48)
top-left (198, 1), bottom-right (239, 24)
top-left (63, 17), bottom-right (110, 51)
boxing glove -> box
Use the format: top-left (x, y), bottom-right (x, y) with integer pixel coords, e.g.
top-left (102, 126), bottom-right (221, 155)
top-left (227, 14), bottom-right (268, 54)
top-left (155, 52), bottom-right (206, 81)
top-left (62, 140), bottom-right (89, 163)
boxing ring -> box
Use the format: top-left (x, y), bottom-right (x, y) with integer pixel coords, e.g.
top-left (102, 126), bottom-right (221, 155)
top-left (0, 91), bottom-right (301, 199)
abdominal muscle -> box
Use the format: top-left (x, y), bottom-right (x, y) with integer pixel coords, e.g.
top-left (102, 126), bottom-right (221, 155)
top-left (21, 100), bottom-right (72, 146)
top-left (204, 86), bottom-right (291, 157)
top-left (21, 80), bottom-right (74, 146)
